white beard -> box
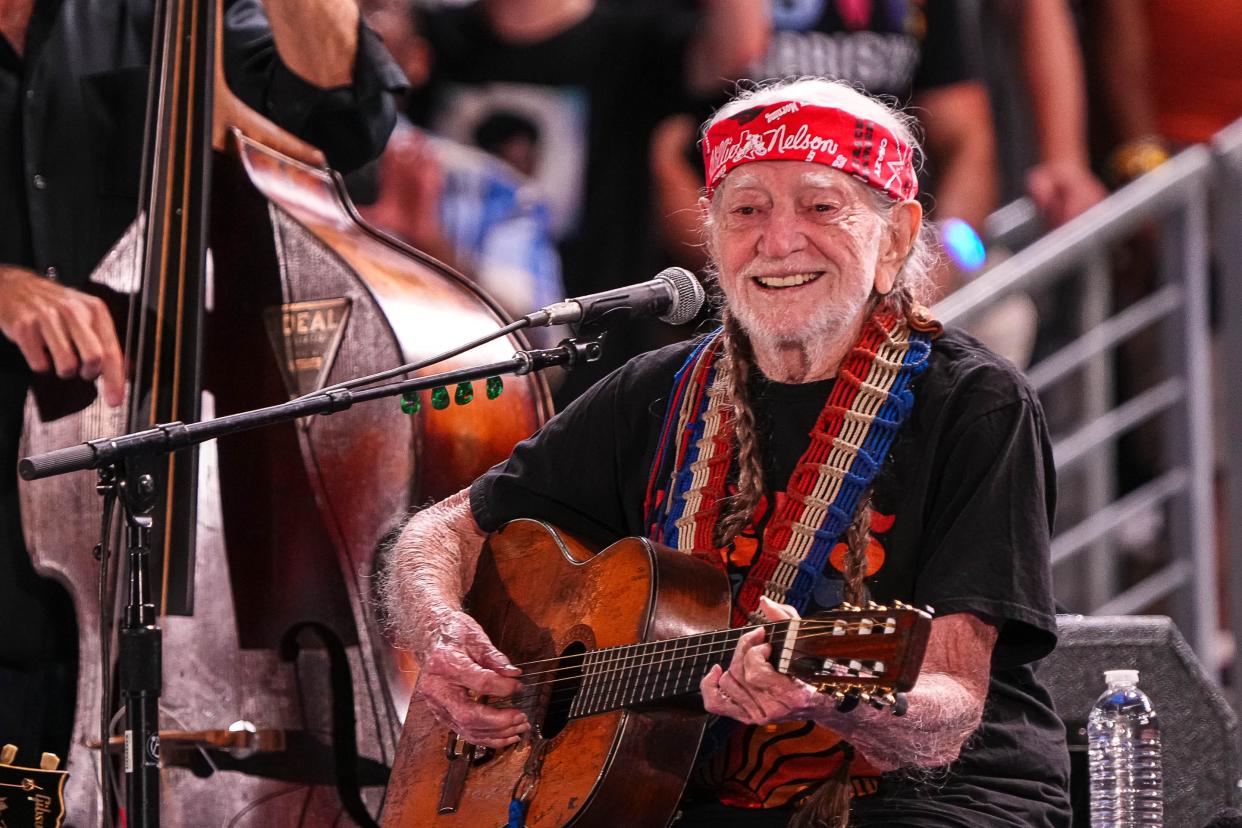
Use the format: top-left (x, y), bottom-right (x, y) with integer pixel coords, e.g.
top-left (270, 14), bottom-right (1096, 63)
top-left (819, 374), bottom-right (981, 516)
top-left (728, 288), bottom-right (872, 382)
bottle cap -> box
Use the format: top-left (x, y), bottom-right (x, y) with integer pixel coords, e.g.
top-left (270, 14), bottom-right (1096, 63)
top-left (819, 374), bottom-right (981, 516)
top-left (1104, 669), bottom-right (1139, 686)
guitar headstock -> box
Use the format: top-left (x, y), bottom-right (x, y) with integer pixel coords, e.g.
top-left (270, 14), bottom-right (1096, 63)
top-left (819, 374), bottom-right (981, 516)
top-left (0, 743), bottom-right (68, 828)
top-left (771, 602), bottom-right (932, 707)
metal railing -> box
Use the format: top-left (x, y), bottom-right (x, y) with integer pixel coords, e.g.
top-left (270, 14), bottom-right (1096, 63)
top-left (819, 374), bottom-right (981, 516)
top-left (932, 131), bottom-right (1241, 673)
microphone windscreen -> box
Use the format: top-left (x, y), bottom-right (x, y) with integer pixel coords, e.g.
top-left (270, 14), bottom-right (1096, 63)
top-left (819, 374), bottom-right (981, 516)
top-left (655, 267), bottom-right (705, 325)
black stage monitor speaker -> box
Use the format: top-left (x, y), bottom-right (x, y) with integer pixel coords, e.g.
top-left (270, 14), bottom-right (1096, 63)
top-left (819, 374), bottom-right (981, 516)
top-left (1036, 615), bottom-right (1241, 827)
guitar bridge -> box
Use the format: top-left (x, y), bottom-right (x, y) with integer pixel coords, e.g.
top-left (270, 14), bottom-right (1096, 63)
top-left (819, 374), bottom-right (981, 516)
top-left (437, 732), bottom-right (472, 814)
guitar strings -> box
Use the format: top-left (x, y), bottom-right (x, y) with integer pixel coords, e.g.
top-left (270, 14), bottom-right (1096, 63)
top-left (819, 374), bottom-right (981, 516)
top-left (473, 622), bottom-right (904, 710)
top-left (501, 619), bottom-right (897, 684)
top-left (500, 618), bottom-right (883, 676)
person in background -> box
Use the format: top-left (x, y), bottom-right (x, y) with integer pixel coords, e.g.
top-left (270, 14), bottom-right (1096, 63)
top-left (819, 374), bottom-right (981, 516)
top-left (1089, 0), bottom-right (1242, 183)
top-left (651, 0), bottom-right (997, 298)
top-left (410, 0), bottom-right (770, 405)
top-left (1012, 0), bottom-right (1107, 227)
top-left (353, 0), bottom-right (566, 348)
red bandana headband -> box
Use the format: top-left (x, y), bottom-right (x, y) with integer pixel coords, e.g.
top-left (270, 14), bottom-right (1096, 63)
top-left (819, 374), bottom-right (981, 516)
top-left (702, 101), bottom-right (919, 202)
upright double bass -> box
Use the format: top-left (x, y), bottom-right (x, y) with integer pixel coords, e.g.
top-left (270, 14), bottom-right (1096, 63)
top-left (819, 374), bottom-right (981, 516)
top-left (17, 0), bottom-right (550, 823)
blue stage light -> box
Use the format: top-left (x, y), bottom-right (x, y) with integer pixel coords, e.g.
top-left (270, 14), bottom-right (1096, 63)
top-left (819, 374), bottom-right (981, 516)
top-left (941, 218), bottom-right (987, 272)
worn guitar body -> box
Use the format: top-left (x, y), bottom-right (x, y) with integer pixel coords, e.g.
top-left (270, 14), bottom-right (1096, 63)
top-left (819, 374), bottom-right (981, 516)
top-left (383, 522), bottom-right (932, 828)
top-left (382, 520), bottom-right (733, 828)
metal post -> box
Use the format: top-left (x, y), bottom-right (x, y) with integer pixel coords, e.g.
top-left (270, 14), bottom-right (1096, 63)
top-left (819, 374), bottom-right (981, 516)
top-left (1212, 132), bottom-right (1242, 691)
top-left (1161, 191), bottom-right (1219, 669)
top-left (1079, 251), bottom-right (1117, 611)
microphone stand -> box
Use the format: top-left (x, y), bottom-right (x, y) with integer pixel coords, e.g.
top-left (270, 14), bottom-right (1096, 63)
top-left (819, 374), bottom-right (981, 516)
top-left (19, 337), bottom-right (601, 828)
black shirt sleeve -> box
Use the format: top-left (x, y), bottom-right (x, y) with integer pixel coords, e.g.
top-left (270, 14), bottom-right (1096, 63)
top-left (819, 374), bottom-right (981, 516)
top-left (470, 341), bottom-right (697, 545)
top-left (912, 391), bottom-right (1059, 668)
top-left (222, 0), bottom-right (407, 173)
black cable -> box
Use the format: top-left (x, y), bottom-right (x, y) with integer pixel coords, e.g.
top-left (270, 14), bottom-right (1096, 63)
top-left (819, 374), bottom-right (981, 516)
top-left (96, 480), bottom-right (118, 828)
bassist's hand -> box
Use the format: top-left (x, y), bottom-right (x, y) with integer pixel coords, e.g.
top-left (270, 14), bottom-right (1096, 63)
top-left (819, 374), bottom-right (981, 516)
top-left (416, 609), bottom-right (530, 749)
top-left (0, 265), bottom-right (125, 406)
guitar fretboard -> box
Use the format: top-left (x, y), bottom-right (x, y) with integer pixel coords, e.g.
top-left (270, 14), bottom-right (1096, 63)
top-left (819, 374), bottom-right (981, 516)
top-left (552, 614), bottom-right (907, 719)
top-left (565, 624), bottom-right (796, 719)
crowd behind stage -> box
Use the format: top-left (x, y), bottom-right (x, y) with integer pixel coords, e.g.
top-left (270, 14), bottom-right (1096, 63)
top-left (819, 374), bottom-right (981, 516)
top-left (350, 0), bottom-right (1240, 397)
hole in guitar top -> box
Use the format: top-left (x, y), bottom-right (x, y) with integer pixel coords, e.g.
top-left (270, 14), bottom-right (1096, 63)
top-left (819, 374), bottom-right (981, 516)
top-left (537, 640), bottom-right (587, 740)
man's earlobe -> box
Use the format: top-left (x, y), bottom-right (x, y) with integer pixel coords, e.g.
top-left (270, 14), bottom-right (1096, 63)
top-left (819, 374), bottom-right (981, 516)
top-left (875, 202), bottom-right (921, 295)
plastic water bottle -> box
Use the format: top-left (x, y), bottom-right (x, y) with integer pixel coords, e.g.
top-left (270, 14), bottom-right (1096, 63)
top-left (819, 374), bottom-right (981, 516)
top-left (1088, 669), bottom-right (1163, 827)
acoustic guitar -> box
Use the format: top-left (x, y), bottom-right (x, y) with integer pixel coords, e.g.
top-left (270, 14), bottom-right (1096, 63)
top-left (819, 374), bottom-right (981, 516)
top-left (382, 519), bottom-right (931, 828)
top-left (0, 744), bottom-right (67, 828)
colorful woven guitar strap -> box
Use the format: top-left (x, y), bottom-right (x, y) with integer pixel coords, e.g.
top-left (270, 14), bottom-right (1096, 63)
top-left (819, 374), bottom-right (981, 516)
top-left (644, 309), bottom-right (932, 627)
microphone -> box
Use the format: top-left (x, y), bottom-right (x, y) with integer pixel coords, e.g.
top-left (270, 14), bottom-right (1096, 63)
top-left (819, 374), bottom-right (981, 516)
top-left (523, 267), bottom-right (705, 328)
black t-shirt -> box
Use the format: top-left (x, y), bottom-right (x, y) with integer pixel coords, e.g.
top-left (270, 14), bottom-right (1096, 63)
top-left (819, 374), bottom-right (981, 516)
top-left (751, 0), bottom-right (979, 102)
top-left (413, 5), bottom-right (695, 400)
top-left (471, 328), bottom-right (1071, 826)
top-left (415, 4), bottom-right (691, 294)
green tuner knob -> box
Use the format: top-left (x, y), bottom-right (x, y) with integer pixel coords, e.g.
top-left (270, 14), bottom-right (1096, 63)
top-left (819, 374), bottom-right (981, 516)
top-left (400, 392), bottom-right (421, 414)
top-left (455, 382), bottom-right (474, 405)
top-left (431, 386), bottom-right (450, 410)
top-left (486, 376), bottom-right (504, 399)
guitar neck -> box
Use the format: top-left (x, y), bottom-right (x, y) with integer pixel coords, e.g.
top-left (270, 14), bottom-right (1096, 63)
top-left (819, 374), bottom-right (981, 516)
top-left (564, 623), bottom-right (789, 719)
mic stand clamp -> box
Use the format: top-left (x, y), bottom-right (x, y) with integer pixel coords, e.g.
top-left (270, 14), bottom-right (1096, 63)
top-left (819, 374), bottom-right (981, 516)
top-left (98, 461), bottom-right (161, 828)
top-left (514, 338), bottom-right (602, 375)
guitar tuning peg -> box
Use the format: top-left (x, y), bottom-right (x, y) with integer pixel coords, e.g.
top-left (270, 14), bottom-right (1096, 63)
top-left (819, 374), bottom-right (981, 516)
top-left (892, 599), bottom-right (910, 610)
top-left (835, 690), bottom-right (861, 714)
top-left (890, 692), bottom-right (909, 717)
top-left (865, 600), bottom-right (879, 610)
top-left (839, 602), bottom-right (860, 612)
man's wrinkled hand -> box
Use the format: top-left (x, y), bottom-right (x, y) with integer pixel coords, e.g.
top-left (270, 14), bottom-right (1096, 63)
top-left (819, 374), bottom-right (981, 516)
top-left (415, 609), bottom-right (530, 749)
top-left (700, 596), bottom-right (827, 725)
top-left (0, 265), bottom-right (124, 406)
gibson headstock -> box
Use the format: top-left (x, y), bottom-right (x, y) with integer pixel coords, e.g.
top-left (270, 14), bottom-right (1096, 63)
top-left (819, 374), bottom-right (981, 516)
top-left (772, 601), bottom-right (933, 710)
top-left (0, 743), bottom-right (68, 828)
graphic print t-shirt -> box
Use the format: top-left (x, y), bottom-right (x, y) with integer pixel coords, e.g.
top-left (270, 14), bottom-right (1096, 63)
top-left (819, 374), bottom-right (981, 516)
top-left (752, 0), bottom-right (977, 102)
top-left (470, 328), bottom-right (1071, 826)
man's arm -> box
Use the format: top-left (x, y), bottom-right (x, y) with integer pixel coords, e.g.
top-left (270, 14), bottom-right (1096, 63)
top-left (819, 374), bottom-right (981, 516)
top-left (382, 488), bottom-right (530, 748)
top-left (911, 80), bottom-right (998, 296)
top-left (913, 80), bottom-right (997, 234)
top-left (650, 114), bottom-right (710, 271)
top-left (1091, 0), bottom-right (1158, 146)
top-left (702, 600), bottom-right (996, 771)
top-left (0, 265), bottom-right (124, 406)
top-left (685, 0), bottom-right (770, 97)
top-left (224, 0), bottom-right (406, 173)
top-left (261, 0), bottom-right (358, 90)
top-left (825, 612), bottom-right (995, 769)
top-left (1018, 0), bottom-right (1107, 226)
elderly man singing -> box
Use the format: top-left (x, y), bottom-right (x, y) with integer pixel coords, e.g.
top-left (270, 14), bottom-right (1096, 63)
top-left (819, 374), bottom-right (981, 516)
top-left (382, 79), bottom-right (1071, 827)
